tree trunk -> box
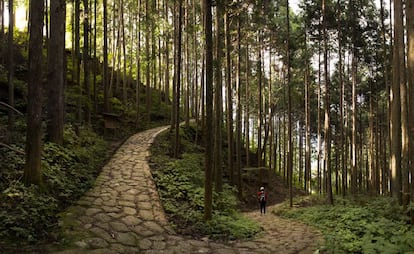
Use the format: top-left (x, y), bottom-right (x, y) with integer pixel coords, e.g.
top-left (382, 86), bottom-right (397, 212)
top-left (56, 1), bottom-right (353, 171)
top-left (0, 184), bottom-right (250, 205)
top-left (203, 0), bottom-right (213, 221)
top-left (84, 0), bottom-right (91, 126)
top-left (74, 0), bottom-right (81, 122)
top-left (245, 45), bottom-right (250, 167)
top-left (0, 0), bottom-right (4, 43)
top-left (146, 0), bottom-right (152, 122)
top-left (322, 0), bottom-right (333, 205)
top-left (398, 0), bottom-right (408, 207)
top-left (103, 0), bottom-right (110, 112)
top-left (257, 31), bottom-right (263, 184)
top-left (214, 0), bottom-right (223, 192)
top-left (391, 0), bottom-right (403, 204)
top-left (407, 0), bottom-right (414, 203)
top-left (225, 10), bottom-right (234, 185)
top-left (305, 34), bottom-right (311, 193)
top-left (24, 0), bottom-right (44, 186)
top-left (47, 0), bottom-right (65, 144)
top-left (136, 0), bottom-right (142, 129)
top-left (173, 0), bottom-right (182, 158)
top-left (236, 13), bottom-right (242, 198)
top-left (286, 0), bottom-right (293, 207)
top-left (351, 20), bottom-right (358, 195)
top-left (7, 0), bottom-right (14, 137)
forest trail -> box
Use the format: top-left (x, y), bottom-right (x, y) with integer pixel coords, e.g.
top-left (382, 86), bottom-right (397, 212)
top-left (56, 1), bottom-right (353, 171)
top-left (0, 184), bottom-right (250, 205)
top-left (243, 205), bottom-right (323, 253)
top-left (51, 126), bottom-right (323, 254)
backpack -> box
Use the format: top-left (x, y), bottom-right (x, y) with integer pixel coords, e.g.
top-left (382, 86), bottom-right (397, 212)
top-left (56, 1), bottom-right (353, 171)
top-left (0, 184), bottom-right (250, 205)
top-left (260, 192), bottom-right (265, 202)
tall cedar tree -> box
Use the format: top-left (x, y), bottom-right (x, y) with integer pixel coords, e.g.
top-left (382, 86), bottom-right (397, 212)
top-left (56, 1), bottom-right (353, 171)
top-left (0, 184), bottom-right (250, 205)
top-left (47, 0), bottom-right (66, 144)
top-left (203, 0), bottom-right (213, 221)
top-left (24, 0), bottom-right (44, 185)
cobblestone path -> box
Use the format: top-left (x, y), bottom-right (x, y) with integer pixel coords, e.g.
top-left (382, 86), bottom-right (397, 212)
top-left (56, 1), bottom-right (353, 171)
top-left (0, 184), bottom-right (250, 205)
top-left (54, 126), bottom-right (323, 254)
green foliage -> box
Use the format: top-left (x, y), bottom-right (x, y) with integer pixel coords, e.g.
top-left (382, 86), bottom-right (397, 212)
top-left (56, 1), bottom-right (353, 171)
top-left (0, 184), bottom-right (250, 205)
top-left (0, 181), bottom-right (58, 242)
top-left (151, 128), bottom-right (260, 241)
top-left (0, 125), bottom-right (108, 244)
top-left (275, 196), bottom-right (414, 253)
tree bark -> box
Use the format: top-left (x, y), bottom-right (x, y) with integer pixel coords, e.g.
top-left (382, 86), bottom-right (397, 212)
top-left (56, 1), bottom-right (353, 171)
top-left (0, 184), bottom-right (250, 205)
top-left (286, 0), bottom-right (293, 207)
top-left (103, 0), bottom-right (109, 112)
top-left (391, 0), bottom-right (403, 204)
top-left (24, 0), bottom-right (44, 186)
top-left (322, 0), bottom-right (333, 205)
top-left (47, 0), bottom-right (65, 144)
top-left (203, 0), bottom-right (213, 221)
top-left (84, 0), bottom-right (91, 126)
top-left (214, 0), bottom-right (223, 192)
top-left (173, 0), bottom-right (182, 158)
top-left (225, 10), bottom-right (234, 185)
top-left (7, 0), bottom-right (14, 137)
top-left (407, 0), bottom-right (414, 203)
top-left (236, 12), bottom-right (242, 198)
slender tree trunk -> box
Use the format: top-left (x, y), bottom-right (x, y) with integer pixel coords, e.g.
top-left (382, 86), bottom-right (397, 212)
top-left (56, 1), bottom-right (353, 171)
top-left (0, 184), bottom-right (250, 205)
top-left (93, 0), bottom-right (97, 115)
top-left (203, 0), bottom-right (213, 221)
top-left (24, 0), bottom-right (44, 186)
top-left (407, 0), bottom-right (414, 203)
top-left (47, 0), bottom-right (65, 144)
top-left (337, 0), bottom-right (346, 196)
top-left (214, 0), bottom-right (223, 192)
top-left (84, 0), bottom-right (91, 126)
top-left (173, 0), bottom-right (183, 158)
top-left (236, 13), bottom-right (242, 197)
top-left (305, 34), bottom-right (311, 193)
top-left (245, 45), bottom-right (250, 167)
top-left (103, 0), bottom-right (110, 112)
top-left (380, 0), bottom-right (389, 195)
top-left (391, 0), bottom-right (403, 204)
top-left (184, 0), bottom-right (190, 127)
top-left (136, 0), bottom-right (142, 128)
top-left (257, 31), bottom-right (263, 184)
top-left (351, 38), bottom-right (358, 195)
top-left (317, 42), bottom-right (322, 194)
top-left (224, 10), bottom-right (234, 185)
top-left (398, 0), bottom-right (408, 207)
top-left (74, 0), bottom-right (81, 122)
top-left (0, 0), bottom-right (4, 44)
top-left (146, 0), bottom-right (152, 122)
top-left (322, 0), bottom-right (333, 204)
top-left (120, 0), bottom-right (128, 105)
top-left (286, 0), bottom-right (293, 207)
top-left (7, 0), bottom-right (14, 137)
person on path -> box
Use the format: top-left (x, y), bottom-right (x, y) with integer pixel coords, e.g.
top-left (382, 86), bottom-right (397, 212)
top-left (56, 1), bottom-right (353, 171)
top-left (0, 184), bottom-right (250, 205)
top-left (257, 186), bottom-right (268, 214)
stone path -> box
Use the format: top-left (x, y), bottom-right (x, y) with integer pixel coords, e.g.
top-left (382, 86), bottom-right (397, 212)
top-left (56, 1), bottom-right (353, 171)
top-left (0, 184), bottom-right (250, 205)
top-left (54, 126), bottom-right (323, 254)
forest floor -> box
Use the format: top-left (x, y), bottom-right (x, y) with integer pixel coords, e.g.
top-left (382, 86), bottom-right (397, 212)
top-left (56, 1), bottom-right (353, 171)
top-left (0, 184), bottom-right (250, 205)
top-left (41, 126), bottom-right (324, 254)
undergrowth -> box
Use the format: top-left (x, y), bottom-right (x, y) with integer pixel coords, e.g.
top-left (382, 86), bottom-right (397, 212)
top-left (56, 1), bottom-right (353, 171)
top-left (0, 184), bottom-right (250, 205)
top-left (0, 124), bottom-right (108, 246)
top-left (150, 125), bottom-right (260, 241)
top-left (274, 195), bottom-right (414, 253)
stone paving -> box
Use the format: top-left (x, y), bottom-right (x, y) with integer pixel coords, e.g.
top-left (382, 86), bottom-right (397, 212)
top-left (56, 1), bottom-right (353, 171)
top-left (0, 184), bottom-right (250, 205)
top-left (54, 126), bottom-right (323, 254)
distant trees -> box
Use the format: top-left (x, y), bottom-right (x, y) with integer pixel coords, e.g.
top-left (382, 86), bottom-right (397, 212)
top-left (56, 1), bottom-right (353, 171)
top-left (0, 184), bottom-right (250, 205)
top-left (1, 0), bottom-right (411, 210)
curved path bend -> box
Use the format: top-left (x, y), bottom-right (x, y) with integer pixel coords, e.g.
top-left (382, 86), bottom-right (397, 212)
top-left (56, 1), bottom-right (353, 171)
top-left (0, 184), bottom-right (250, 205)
top-left (55, 126), bottom-right (323, 254)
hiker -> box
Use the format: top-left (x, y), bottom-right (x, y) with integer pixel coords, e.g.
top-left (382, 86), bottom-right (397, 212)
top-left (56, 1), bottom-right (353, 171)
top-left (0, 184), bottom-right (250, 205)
top-left (257, 186), bottom-right (268, 214)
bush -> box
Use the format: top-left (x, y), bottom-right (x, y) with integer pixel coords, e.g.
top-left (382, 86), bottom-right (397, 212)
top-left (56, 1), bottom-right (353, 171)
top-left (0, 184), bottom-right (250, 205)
top-left (150, 128), bottom-right (260, 241)
top-left (0, 125), bottom-right (108, 244)
top-left (275, 196), bottom-right (414, 253)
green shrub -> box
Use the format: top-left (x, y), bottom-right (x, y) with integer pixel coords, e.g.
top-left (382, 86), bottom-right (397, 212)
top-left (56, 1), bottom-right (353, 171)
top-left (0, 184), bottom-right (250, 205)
top-left (0, 181), bottom-right (58, 242)
top-left (151, 128), bottom-right (260, 241)
top-left (276, 196), bottom-right (414, 253)
top-left (0, 125), bottom-right (108, 244)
